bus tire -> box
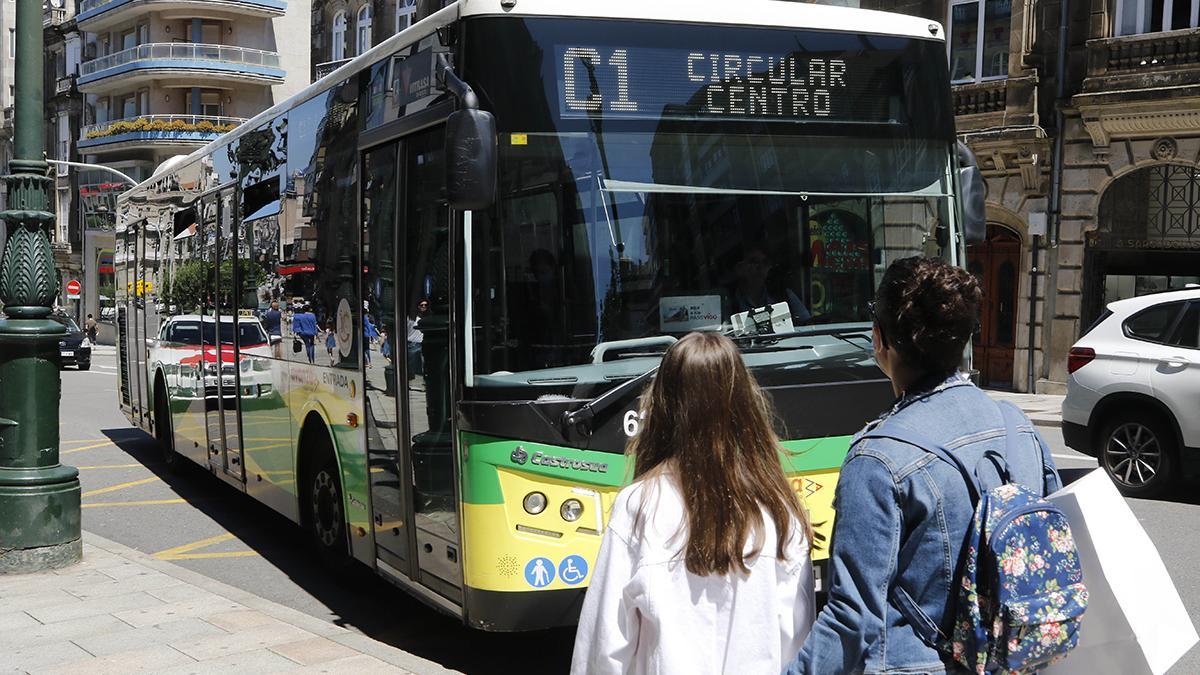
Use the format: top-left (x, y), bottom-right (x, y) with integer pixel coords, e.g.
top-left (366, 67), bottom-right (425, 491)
top-left (302, 430), bottom-right (351, 568)
top-left (154, 376), bottom-right (179, 471)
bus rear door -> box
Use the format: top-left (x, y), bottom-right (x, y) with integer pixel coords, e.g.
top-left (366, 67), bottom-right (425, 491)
top-left (204, 186), bottom-right (246, 484)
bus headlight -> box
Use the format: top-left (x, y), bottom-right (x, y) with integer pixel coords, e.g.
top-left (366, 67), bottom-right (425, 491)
top-left (560, 499), bottom-right (584, 522)
top-left (522, 492), bottom-right (547, 515)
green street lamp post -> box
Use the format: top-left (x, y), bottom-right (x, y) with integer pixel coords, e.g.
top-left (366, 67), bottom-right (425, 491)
top-left (0, 0), bottom-right (82, 571)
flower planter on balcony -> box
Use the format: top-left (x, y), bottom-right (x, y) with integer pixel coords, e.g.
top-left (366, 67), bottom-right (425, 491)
top-left (78, 115), bottom-right (245, 151)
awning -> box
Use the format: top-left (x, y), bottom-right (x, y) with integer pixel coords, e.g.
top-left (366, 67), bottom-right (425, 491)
top-left (244, 200), bottom-right (281, 222)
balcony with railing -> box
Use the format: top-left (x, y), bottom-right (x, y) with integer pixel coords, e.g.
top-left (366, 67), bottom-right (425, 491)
top-left (1083, 28), bottom-right (1200, 94)
top-left (54, 75), bottom-right (76, 97)
top-left (313, 58), bottom-right (352, 81)
top-left (78, 43), bottom-right (284, 92)
top-left (78, 114), bottom-right (245, 152)
top-left (43, 7), bottom-right (67, 27)
top-left (76, 0), bottom-right (284, 31)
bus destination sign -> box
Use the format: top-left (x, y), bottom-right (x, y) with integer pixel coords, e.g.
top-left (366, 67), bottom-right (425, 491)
top-left (555, 45), bottom-right (900, 124)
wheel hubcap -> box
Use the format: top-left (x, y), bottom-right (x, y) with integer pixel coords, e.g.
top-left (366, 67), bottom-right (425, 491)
top-left (1105, 422), bottom-right (1161, 488)
top-left (312, 469), bottom-right (342, 547)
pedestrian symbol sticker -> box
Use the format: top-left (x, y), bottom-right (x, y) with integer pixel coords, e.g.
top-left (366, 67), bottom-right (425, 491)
top-left (559, 555), bottom-right (588, 585)
top-left (525, 557), bottom-right (555, 588)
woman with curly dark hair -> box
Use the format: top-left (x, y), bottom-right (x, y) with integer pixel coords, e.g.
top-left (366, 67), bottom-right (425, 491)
top-left (786, 256), bottom-right (1062, 674)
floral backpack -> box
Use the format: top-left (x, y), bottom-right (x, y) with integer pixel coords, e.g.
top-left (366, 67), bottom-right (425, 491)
top-left (860, 401), bottom-right (1088, 674)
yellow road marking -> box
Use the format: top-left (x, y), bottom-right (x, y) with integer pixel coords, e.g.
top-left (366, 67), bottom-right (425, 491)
top-left (62, 438), bottom-right (109, 445)
top-left (81, 477), bottom-right (160, 498)
top-left (153, 533), bottom-right (232, 558)
top-left (61, 441), bottom-right (115, 454)
top-left (153, 532), bottom-right (260, 561)
top-left (82, 499), bottom-right (187, 508)
top-left (162, 551), bottom-right (261, 560)
top-left (76, 464), bottom-right (144, 470)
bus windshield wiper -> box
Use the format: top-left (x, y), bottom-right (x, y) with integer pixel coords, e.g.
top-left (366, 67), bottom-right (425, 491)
top-left (726, 326), bottom-right (869, 344)
top-left (829, 330), bottom-right (874, 351)
top-left (560, 366), bottom-right (658, 440)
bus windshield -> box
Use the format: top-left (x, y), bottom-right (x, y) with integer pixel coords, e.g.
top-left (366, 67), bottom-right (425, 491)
top-left (464, 17), bottom-right (958, 394)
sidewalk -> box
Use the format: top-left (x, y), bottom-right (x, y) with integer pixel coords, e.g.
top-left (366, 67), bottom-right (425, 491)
top-left (0, 533), bottom-right (458, 675)
top-left (986, 390), bottom-right (1065, 428)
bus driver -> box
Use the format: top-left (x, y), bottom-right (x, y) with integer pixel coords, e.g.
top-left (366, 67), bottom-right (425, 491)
top-left (729, 244), bottom-right (811, 324)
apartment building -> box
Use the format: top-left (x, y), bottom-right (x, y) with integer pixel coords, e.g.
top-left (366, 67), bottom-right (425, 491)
top-left (66, 0), bottom-right (311, 322)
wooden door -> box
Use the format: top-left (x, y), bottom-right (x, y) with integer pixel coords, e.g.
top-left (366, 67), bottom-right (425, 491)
top-left (968, 225), bottom-right (1021, 389)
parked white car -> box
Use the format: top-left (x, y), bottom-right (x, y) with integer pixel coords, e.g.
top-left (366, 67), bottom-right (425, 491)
top-left (1062, 287), bottom-right (1200, 497)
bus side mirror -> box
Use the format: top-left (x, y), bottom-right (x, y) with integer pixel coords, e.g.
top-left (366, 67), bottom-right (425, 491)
top-left (445, 109), bottom-right (497, 211)
top-left (957, 141), bottom-right (987, 245)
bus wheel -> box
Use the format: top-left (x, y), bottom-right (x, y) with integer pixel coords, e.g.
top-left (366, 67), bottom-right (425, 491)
top-left (304, 439), bottom-right (350, 566)
top-left (154, 381), bottom-right (179, 470)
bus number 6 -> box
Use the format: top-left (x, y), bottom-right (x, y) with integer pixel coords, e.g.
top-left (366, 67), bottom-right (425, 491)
top-left (623, 409), bottom-right (646, 438)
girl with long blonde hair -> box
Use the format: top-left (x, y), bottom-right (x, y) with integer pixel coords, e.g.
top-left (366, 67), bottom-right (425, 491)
top-left (571, 331), bottom-right (814, 674)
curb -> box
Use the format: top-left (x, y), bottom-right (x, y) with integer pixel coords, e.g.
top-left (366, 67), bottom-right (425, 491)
top-left (81, 531), bottom-right (460, 675)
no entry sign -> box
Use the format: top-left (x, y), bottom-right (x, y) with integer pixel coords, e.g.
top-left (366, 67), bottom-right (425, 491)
top-left (65, 279), bottom-right (81, 299)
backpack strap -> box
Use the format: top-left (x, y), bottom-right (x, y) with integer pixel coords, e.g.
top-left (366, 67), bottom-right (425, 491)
top-left (994, 400), bottom-right (1050, 495)
top-left (856, 423), bottom-right (979, 650)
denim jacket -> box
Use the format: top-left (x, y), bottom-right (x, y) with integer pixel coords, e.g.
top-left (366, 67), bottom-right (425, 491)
top-left (785, 374), bottom-right (1061, 675)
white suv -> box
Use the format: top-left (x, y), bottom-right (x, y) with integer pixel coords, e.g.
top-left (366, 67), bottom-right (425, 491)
top-left (1062, 287), bottom-right (1200, 497)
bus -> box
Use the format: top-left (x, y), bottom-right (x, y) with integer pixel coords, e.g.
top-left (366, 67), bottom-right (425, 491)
top-left (115, 0), bottom-right (985, 631)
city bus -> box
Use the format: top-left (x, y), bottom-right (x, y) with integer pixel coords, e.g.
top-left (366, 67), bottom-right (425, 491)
top-left (115, 0), bottom-right (985, 631)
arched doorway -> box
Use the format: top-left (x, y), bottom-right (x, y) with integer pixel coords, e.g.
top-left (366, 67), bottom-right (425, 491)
top-left (1083, 164), bottom-right (1200, 327)
top-left (968, 224), bottom-right (1021, 389)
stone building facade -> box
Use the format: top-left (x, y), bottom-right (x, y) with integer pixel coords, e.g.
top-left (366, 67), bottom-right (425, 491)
top-left (861, 0), bottom-right (1200, 392)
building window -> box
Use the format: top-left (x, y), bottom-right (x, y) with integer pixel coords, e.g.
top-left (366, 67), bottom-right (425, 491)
top-left (395, 0), bottom-right (416, 32)
top-left (117, 93), bottom-right (138, 119)
top-left (186, 89), bottom-right (223, 117)
top-left (8, 29), bottom-right (13, 59)
top-left (949, 0), bottom-right (1011, 83)
top-left (1116, 0), bottom-right (1200, 35)
top-left (332, 11), bottom-right (346, 61)
top-left (357, 4), bottom-right (373, 55)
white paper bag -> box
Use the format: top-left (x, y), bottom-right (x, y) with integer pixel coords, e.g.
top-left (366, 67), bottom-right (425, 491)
top-left (1043, 470), bottom-right (1198, 675)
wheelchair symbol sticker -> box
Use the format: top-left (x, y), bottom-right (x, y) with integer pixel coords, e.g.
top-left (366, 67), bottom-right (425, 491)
top-left (558, 555), bottom-right (588, 585)
top-left (525, 557), bottom-right (555, 588)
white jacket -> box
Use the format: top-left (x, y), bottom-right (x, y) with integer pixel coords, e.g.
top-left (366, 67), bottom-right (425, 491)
top-left (571, 472), bottom-right (814, 674)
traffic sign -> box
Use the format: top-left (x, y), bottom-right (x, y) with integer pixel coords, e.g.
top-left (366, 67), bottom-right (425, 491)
top-left (65, 279), bottom-right (81, 299)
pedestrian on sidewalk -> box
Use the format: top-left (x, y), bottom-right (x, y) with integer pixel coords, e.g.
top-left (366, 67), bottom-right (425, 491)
top-left (84, 313), bottom-right (98, 342)
top-left (571, 331), bottom-right (814, 675)
top-left (262, 300), bottom-right (283, 357)
top-left (291, 304), bottom-right (318, 364)
top-left (786, 257), bottom-right (1062, 674)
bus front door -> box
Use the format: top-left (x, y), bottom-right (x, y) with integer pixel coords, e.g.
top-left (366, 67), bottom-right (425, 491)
top-left (363, 140), bottom-right (412, 574)
top-left (362, 129), bottom-right (462, 602)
